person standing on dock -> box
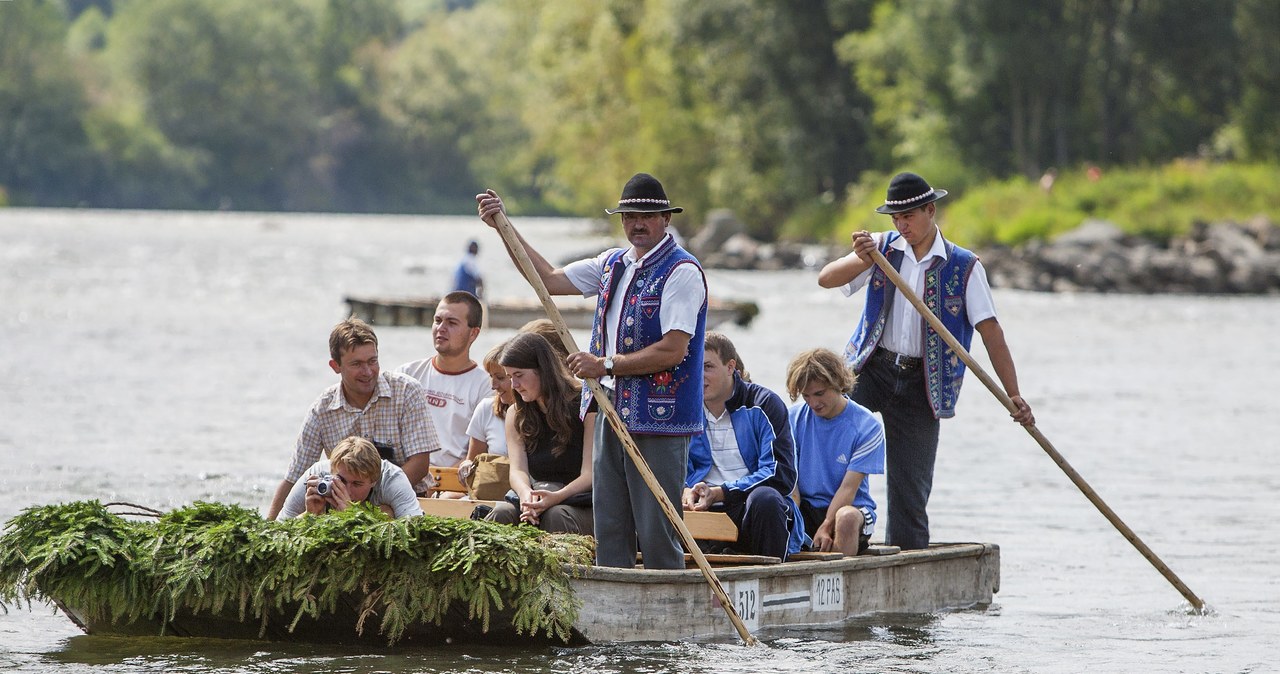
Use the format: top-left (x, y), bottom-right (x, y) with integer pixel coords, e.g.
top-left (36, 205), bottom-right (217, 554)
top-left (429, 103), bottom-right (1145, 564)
top-left (476, 173), bottom-right (708, 570)
top-left (266, 318), bottom-right (440, 520)
top-left (683, 333), bottom-right (805, 560)
top-left (452, 239), bottom-right (485, 299)
top-left (397, 291), bottom-right (492, 491)
top-left (816, 172), bottom-right (1034, 550)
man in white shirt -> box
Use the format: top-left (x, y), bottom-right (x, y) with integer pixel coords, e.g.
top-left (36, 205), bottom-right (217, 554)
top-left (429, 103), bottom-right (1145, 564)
top-left (477, 173), bottom-right (708, 570)
top-left (397, 291), bottom-right (493, 477)
top-left (817, 172), bottom-right (1034, 550)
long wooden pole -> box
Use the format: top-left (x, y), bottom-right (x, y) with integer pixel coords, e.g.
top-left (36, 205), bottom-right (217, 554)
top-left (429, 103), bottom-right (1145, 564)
top-left (869, 248), bottom-right (1206, 611)
top-left (491, 212), bottom-right (759, 645)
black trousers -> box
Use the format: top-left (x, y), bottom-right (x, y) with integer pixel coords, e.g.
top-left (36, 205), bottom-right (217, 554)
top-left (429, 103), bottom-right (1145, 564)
top-left (717, 486), bottom-right (791, 560)
top-left (851, 349), bottom-right (941, 550)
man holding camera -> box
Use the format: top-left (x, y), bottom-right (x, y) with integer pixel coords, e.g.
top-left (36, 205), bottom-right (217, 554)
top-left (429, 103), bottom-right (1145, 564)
top-left (266, 318), bottom-right (441, 520)
top-left (277, 436), bottom-right (424, 519)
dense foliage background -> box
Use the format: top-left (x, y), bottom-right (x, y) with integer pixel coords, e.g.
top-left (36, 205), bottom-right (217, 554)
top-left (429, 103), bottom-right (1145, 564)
top-left (3, 0), bottom-right (1277, 241)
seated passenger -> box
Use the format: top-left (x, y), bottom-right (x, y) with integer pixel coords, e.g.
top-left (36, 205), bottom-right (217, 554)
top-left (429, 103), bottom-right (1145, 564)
top-left (785, 348), bottom-right (886, 556)
top-left (683, 333), bottom-right (804, 560)
top-left (396, 291), bottom-right (492, 472)
top-left (277, 436), bottom-right (424, 519)
top-left (460, 341), bottom-right (515, 472)
top-left (518, 318), bottom-right (573, 361)
top-left (488, 332), bottom-right (594, 534)
top-left (266, 318), bottom-right (439, 520)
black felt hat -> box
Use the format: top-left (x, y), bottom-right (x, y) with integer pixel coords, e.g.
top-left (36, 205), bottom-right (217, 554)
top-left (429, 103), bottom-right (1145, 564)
top-left (875, 172), bottom-right (948, 214)
top-left (604, 173), bottom-right (684, 215)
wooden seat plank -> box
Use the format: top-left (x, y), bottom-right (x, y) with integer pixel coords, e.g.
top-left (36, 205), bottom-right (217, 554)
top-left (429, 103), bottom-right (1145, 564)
top-left (427, 466), bottom-right (467, 493)
top-left (416, 498), bottom-right (740, 542)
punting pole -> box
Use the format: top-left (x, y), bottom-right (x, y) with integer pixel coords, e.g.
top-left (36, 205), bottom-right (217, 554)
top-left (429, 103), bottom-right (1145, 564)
top-left (491, 211), bottom-right (760, 646)
top-left (869, 247), bottom-right (1206, 612)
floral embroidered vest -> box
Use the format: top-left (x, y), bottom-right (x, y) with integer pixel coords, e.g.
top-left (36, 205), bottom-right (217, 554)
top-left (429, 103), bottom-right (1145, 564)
top-left (581, 236), bottom-right (707, 435)
top-left (843, 232), bottom-right (978, 419)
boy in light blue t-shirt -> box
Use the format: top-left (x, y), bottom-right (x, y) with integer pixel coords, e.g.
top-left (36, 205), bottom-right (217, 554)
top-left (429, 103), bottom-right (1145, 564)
top-left (786, 348), bottom-right (886, 556)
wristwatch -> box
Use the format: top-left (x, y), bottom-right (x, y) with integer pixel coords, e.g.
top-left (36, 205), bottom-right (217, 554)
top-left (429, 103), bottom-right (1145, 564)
top-left (604, 356), bottom-right (615, 376)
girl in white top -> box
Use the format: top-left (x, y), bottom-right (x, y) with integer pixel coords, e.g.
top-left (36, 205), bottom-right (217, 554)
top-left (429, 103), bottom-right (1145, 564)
top-left (460, 341), bottom-right (516, 479)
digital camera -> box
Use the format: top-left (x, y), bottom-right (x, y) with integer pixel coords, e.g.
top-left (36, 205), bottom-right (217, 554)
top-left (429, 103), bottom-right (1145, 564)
top-left (315, 474), bottom-right (336, 496)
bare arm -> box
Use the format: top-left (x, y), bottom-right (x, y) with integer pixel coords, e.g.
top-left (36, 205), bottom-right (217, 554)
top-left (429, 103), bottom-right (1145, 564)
top-left (476, 189), bottom-right (581, 295)
top-left (974, 317), bottom-right (1034, 426)
top-left (504, 411), bottom-right (534, 500)
top-left (465, 437), bottom-right (488, 462)
top-left (401, 452), bottom-right (432, 489)
top-left (817, 230), bottom-right (876, 288)
top-left (813, 471), bottom-right (867, 552)
top-left (566, 329), bottom-right (693, 380)
top-left (267, 479), bottom-right (294, 520)
top-left (557, 412), bottom-right (595, 499)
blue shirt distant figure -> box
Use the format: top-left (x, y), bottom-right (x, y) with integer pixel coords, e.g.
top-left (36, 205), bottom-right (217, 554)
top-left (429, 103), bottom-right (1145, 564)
top-left (453, 240), bottom-right (484, 299)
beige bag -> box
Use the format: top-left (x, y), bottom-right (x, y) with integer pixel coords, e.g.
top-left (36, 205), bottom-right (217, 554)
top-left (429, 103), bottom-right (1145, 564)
top-left (467, 453), bottom-right (511, 501)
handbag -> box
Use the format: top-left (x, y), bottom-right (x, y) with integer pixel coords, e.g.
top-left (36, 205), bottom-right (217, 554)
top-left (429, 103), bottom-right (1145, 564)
top-left (466, 453), bottom-right (512, 501)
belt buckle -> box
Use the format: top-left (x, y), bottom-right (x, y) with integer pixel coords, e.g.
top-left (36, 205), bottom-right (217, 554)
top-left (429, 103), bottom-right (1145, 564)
top-left (885, 350), bottom-right (917, 369)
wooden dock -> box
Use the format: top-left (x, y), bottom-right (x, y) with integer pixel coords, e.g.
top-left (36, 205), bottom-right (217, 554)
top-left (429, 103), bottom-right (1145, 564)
top-left (344, 295), bottom-right (760, 330)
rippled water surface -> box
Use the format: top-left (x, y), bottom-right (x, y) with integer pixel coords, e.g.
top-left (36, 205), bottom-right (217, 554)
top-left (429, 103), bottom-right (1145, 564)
top-left (2, 209), bottom-right (1276, 673)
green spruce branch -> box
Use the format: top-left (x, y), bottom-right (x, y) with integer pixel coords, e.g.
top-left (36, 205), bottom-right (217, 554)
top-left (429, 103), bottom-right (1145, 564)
top-left (0, 501), bottom-right (594, 645)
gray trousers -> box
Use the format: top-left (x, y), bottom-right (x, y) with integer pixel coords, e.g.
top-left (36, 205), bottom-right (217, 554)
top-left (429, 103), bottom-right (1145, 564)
top-left (489, 501), bottom-right (594, 535)
top-left (593, 421), bottom-right (690, 569)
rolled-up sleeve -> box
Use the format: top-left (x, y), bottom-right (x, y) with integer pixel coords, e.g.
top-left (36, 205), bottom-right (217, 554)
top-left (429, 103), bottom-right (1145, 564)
top-left (563, 251), bottom-right (615, 297)
top-left (658, 261), bottom-right (706, 335)
top-left (398, 378), bottom-right (440, 461)
top-left (285, 409), bottom-right (326, 482)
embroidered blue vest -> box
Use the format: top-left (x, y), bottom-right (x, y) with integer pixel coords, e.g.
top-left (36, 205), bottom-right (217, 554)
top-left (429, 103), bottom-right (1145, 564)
top-left (581, 236), bottom-right (707, 435)
top-left (843, 232), bottom-right (979, 419)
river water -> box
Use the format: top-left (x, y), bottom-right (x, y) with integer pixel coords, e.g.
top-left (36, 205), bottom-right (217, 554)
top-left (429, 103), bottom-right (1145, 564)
top-left (1, 209), bottom-right (1276, 673)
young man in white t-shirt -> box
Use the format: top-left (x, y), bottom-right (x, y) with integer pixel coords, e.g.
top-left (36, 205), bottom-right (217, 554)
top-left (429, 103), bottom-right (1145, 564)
top-left (397, 292), bottom-right (492, 473)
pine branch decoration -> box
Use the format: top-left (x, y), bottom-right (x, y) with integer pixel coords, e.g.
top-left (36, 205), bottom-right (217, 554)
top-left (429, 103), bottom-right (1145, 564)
top-left (0, 501), bottom-right (595, 645)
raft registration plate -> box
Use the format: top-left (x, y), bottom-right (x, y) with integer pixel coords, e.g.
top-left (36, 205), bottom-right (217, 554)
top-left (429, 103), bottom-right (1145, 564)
top-left (731, 579), bottom-right (760, 630)
top-left (811, 572), bottom-right (843, 612)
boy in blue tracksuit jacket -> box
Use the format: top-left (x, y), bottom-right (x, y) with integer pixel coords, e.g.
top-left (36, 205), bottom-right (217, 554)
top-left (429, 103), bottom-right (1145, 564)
top-left (684, 333), bottom-right (809, 559)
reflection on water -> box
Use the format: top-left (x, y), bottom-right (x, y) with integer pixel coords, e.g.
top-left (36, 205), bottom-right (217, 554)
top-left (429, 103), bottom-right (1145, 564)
top-left (2, 209), bottom-right (1277, 674)
top-left (795, 612), bottom-right (940, 648)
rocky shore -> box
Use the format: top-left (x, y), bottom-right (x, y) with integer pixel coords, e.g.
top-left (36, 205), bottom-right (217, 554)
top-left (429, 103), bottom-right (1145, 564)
top-left (688, 210), bottom-right (1280, 295)
top-left (980, 217), bottom-right (1280, 294)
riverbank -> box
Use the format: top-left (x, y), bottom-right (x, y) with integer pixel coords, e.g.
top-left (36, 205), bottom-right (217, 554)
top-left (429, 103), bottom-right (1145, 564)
top-left (981, 217), bottom-right (1280, 293)
top-left (692, 210), bottom-right (1280, 294)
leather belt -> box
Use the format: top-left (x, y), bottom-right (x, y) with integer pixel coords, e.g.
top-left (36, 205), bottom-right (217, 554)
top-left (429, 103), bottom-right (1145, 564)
top-left (873, 348), bottom-right (922, 370)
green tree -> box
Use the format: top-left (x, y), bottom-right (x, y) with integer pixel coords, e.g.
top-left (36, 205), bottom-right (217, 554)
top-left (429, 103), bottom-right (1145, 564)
top-left (105, 0), bottom-right (323, 210)
top-left (0, 0), bottom-right (96, 205)
top-left (1233, 0), bottom-right (1280, 159)
top-left (374, 0), bottom-right (542, 213)
top-left (845, 0), bottom-right (1238, 183)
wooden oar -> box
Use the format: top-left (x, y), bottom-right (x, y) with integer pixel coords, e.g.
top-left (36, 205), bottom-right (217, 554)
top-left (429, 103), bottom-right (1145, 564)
top-left (868, 247), bottom-right (1206, 612)
top-left (491, 211), bottom-right (759, 646)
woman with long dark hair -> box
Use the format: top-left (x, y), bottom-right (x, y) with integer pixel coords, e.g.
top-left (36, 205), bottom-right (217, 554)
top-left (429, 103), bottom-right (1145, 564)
top-left (489, 332), bottom-right (594, 533)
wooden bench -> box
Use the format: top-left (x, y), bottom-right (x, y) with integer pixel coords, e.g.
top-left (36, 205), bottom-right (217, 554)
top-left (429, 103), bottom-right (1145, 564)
top-left (417, 497), bottom-right (740, 542)
top-left (427, 466), bottom-right (467, 493)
